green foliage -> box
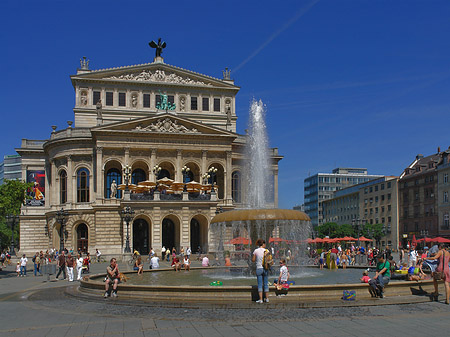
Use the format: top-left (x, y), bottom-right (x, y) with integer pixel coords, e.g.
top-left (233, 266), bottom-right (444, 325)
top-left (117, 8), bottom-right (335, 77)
top-left (363, 223), bottom-right (384, 243)
top-left (0, 179), bottom-right (33, 249)
top-left (317, 222), bottom-right (356, 238)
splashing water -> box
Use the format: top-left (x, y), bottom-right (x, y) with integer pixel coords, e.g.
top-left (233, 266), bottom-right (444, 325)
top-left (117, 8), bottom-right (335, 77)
top-left (245, 99), bottom-right (270, 208)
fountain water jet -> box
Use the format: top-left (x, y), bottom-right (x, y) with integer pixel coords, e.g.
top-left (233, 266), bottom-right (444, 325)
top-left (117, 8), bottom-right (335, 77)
top-left (211, 99), bottom-right (311, 262)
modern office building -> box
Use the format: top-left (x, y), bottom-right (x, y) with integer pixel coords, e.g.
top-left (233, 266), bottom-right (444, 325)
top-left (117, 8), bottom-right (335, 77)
top-left (322, 176), bottom-right (399, 249)
top-left (15, 45), bottom-right (283, 256)
top-left (0, 154), bottom-right (22, 184)
top-left (304, 168), bottom-right (382, 226)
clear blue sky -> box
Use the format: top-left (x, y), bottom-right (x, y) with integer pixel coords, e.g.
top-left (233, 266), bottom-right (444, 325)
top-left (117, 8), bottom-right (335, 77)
top-left (2, 0), bottom-right (450, 209)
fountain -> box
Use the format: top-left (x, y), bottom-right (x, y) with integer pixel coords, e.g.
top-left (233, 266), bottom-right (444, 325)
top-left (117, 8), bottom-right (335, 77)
top-left (79, 99), bottom-right (436, 307)
top-left (210, 99), bottom-right (311, 262)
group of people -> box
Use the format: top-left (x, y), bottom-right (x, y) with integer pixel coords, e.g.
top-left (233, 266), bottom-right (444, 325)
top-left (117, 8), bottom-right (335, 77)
top-left (55, 250), bottom-right (91, 281)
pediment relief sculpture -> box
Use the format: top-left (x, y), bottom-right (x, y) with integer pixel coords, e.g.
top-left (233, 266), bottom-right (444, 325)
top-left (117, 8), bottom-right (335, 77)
top-left (132, 118), bottom-right (199, 134)
top-left (107, 69), bottom-right (212, 86)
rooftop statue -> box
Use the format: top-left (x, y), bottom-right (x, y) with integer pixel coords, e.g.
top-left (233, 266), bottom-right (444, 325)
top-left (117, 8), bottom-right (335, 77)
top-left (149, 38), bottom-right (166, 58)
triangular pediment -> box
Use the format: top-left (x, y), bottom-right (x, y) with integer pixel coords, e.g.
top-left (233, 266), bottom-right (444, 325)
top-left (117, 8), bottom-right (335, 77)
top-left (92, 113), bottom-right (237, 138)
top-left (72, 62), bottom-right (239, 90)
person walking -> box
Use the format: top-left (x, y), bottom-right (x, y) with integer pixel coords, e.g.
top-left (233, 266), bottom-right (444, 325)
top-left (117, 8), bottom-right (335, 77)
top-left (252, 239), bottom-right (269, 303)
top-left (33, 252), bottom-right (40, 276)
top-left (56, 250), bottom-right (66, 280)
top-left (66, 253), bottom-right (74, 282)
top-left (19, 254), bottom-right (28, 277)
top-left (76, 253), bottom-right (83, 281)
top-left (425, 244), bottom-right (450, 304)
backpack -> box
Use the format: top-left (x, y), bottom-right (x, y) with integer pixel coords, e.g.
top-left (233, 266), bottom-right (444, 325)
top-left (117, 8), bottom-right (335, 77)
top-left (32, 256), bottom-right (36, 263)
top-left (263, 249), bottom-right (274, 270)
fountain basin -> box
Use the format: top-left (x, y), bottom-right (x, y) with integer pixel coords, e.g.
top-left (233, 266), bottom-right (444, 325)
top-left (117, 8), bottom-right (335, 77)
top-left (78, 267), bottom-right (437, 307)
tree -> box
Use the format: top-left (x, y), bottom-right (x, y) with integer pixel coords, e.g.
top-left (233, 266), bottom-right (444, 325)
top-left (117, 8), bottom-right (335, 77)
top-left (317, 222), bottom-right (356, 238)
top-left (0, 179), bottom-right (33, 250)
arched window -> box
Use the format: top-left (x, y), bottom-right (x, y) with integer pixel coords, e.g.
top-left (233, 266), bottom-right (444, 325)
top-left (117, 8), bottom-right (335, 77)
top-left (131, 168), bottom-right (146, 185)
top-left (77, 168), bottom-right (90, 202)
top-left (106, 168), bottom-right (122, 198)
top-left (184, 171), bottom-right (194, 183)
top-left (157, 169), bottom-right (171, 180)
top-left (232, 171), bottom-right (241, 203)
top-left (60, 170), bottom-right (67, 204)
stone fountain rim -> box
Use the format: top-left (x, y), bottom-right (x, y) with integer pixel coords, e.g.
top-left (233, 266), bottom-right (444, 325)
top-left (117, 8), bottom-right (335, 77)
top-left (211, 209), bottom-right (310, 223)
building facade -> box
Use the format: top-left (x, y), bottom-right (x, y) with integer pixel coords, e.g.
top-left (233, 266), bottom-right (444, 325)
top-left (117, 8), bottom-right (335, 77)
top-left (322, 176), bottom-right (399, 249)
top-left (398, 153), bottom-right (440, 247)
top-left (17, 51), bottom-right (282, 256)
top-left (0, 154), bottom-right (22, 185)
top-left (437, 148), bottom-right (450, 237)
top-left (304, 168), bottom-right (382, 227)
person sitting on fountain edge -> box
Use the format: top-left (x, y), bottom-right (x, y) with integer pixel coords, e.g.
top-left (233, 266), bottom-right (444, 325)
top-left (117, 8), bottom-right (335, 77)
top-left (369, 254), bottom-right (391, 298)
top-left (105, 258), bottom-right (120, 298)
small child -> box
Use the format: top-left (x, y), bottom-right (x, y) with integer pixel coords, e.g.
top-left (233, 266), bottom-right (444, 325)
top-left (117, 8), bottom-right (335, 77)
top-left (275, 259), bottom-right (290, 296)
top-left (360, 270), bottom-right (371, 283)
top-left (361, 270), bottom-right (376, 297)
top-left (16, 262), bottom-right (20, 277)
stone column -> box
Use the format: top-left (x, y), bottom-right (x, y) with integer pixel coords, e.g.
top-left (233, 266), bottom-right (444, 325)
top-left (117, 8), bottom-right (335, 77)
top-left (152, 207), bottom-right (162, 253)
top-left (96, 147), bottom-right (103, 200)
top-left (150, 149), bottom-right (156, 182)
top-left (50, 159), bottom-right (57, 206)
top-left (181, 207), bottom-right (190, 249)
top-left (124, 148), bottom-right (130, 165)
top-left (201, 150), bottom-right (208, 176)
top-left (274, 169), bottom-right (279, 208)
top-left (225, 151), bottom-right (232, 204)
top-left (67, 155), bottom-right (74, 205)
top-left (176, 150), bottom-right (182, 181)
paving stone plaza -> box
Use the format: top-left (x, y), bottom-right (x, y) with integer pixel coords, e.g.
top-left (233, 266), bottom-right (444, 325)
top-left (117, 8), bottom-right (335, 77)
top-left (1, 259), bottom-right (449, 337)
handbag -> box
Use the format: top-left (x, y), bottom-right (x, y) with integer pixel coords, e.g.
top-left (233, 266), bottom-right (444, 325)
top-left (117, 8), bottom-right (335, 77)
top-left (433, 251), bottom-right (446, 280)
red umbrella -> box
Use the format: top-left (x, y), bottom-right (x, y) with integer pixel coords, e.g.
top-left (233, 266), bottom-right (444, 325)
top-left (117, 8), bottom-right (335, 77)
top-left (412, 234), bottom-right (418, 247)
top-left (341, 236), bottom-right (357, 241)
top-left (269, 237), bottom-right (289, 243)
top-left (431, 237), bottom-right (450, 243)
top-left (358, 236), bottom-right (373, 242)
top-left (225, 237), bottom-right (251, 245)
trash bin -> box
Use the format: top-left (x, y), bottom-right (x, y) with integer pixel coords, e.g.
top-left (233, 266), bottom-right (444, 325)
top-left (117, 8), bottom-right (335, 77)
top-left (42, 264), bottom-right (57, 281)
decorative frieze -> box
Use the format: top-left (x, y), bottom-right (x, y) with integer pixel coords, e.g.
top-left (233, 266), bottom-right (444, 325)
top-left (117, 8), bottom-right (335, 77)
top-left (107, 70), bottom-right (212, 87)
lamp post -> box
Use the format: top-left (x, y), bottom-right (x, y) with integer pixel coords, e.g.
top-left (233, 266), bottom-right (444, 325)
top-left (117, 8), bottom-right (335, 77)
top-left (201, 172), bottom-right (210, 185)
top-left (181, 165), bottom-right (190, 192)
top-left (153, 165), bottom-right (161, 184)
top-left (6, 214), bottom-right (19, 256)
top-left (208, 167), bottom-right (218, 193)
top-left (55, 208), bottom-right (69, 252)
top-left (351, 218), bottom-right (365, 248)
top-left (123, 165), bottom-right (132, 200)
top-left (121, 206), bottom-right (134, 253)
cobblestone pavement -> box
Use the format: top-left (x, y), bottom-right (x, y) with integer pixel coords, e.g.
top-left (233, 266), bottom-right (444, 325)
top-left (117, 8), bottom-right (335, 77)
top-left (1, 259), bottom-right (449, 337)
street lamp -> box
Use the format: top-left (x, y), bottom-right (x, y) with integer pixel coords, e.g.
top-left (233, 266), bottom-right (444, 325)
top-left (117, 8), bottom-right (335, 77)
top-left (121, 206), bottom-right (134, 253)
top-left (123, 164), bottom-right (132, 188)
top-left (6, 214), bottom-right (19, 256)
top-left (153, 165), bottom-right (162, 184)
top-left (201, 172), bottom-right (210, 185)
top-left (181, 165), bottom-right (190, 192)
top-left (351, 217), bottom-right (365, 248)
top-left (208, 166), bottom-right (218, 193)
top-left (55, 208), bottom-right (69, 252)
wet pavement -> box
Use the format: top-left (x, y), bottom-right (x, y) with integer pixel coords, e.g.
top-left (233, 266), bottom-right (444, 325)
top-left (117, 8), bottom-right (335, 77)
top-left (1, 258), bottom-right (449, 336)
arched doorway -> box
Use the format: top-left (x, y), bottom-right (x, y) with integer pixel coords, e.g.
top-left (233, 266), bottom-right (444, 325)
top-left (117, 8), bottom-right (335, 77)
top-left (162, 216), bottom-right (180, 252)
top-left (133, 219), bottom-right (149, 255)
top-left (190, 215), bottom-right (208, 253)
top-left (76, 223), bottom-right (88, 253)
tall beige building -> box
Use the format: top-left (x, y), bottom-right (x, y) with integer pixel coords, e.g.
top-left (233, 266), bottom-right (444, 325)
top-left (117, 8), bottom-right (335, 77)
top-left (17, 50), bottom-right (282, 256)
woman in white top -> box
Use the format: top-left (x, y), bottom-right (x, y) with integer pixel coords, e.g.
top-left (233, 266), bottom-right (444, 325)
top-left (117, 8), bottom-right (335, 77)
top-left (183, 255), bottom-right (190, 271)
top-left (252, 238), bottom-right (269, 303)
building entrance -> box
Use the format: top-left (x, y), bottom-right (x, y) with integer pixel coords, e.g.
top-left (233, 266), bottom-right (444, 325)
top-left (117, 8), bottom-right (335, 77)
top-left (133, 219), bottom-right (149, 255)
